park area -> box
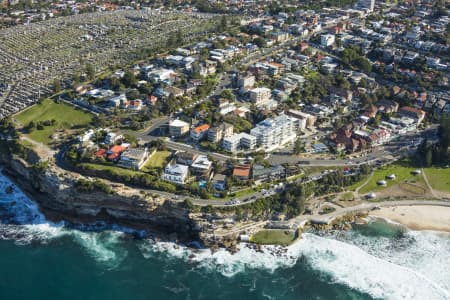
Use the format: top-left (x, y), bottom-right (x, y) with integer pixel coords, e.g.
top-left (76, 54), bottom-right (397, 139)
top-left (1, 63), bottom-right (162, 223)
top-left (15, 99), bottom-right (93, 145)
top-left (423, 168), bottom-right (450, 192)
top-left (348, 163), bottom-right (426, 196)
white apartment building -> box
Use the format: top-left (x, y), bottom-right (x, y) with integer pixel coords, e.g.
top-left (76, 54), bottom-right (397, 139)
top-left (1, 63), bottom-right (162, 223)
top-left (321, 34), bottom-right (335, 47)
top-left (222, 133), bottom-right (256, 153)
top-left (249, 87), bottom-right (271, 105)
top-left (250, 115), bottom-right (297, 151)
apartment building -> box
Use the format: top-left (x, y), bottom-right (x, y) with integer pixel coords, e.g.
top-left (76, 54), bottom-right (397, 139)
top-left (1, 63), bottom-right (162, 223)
top-left (208, 123), bottom-right (234, 143)
top-left (190, 124), bottom-right (210, 142)
top-left (250, 115), bottom-right (297, 150)
top-left (286, 109), bottom-right (317, 128)
top-left (169, 119), bottom-right (190, 138)
top-left (249, 87), bottom-right (271, 105)
top-left (222, 133), bottom-right (256, 153)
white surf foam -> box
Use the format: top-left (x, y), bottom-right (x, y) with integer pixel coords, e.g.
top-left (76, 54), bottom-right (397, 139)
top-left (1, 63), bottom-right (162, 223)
top-left (333, 225), bottom-right (450, 293)
top-left (296, 233), bottom-right (450, 300)
top-left (0, 172), bottom-right (127, 267)
top-left (138, 240), bottom-right (298, 277)
top-left (139, 233), bottom-right (450, 299)
top-left (2, 171), bottom-right (450, 298)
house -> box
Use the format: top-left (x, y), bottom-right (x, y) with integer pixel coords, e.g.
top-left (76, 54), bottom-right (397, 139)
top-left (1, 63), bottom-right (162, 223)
top-left (108, 94), bottom-right (127, 107)
top-left (118, 147), bottom-right (151, 170)
top-left (147, 68), bottom-right (175, 83)
top-left (176, 151), bottom-right (198, 166)
top-left (190, 155), bottom-right (213, 180)
top-left (191, 124), bottom-right (210, 142)
top-left (252, 164), bottom-right (285, 183)
top-left (232, 164), bottom-right (251, 181)
top-left (212, 174), bottom-right (227, 191)
top-left (105, 132), bottom-right (123, 145)
top-left (169, 119), bottom-right (190, 138)
top-left (162, 164), bottom-right (189, 185)
top-left (147, 95), bottom-right (158, 106)
top-left (165, 86), bottom-right (184, 97)
top-left (106, 144), bottom-right (127, 161)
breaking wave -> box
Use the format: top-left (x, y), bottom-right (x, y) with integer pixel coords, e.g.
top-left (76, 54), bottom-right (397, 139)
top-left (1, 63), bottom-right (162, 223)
top-left (0, 172), bottom-right (128, 268)
top-left (1, 171), bottom-right (450, 299)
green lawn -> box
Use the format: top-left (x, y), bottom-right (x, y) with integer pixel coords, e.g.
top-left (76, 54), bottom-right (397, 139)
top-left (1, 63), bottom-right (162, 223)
top-left (340, 192), bottom-right (355, 201)
top-left (79, 163), bottom-right (142, 177)
top-left (143, 150), bottom-right (171, 169)
top-left (347, 178), bottom-right (367, 191)
top-left (250, 230), bottom-right (297, 246)
top-left (15, 99), bottom-right (93, 144)
top-left (359, 164), bottom-right (423, 194)
top-left (424, 168), bottom-right (450, 192)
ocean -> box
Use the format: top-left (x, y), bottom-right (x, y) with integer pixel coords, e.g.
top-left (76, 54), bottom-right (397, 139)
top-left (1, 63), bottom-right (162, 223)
top-left (0, 172), bottom-right (449, 300)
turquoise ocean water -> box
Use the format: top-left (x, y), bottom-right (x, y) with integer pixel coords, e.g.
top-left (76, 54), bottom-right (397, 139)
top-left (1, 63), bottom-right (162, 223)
top-left (0, 173), bottom-right (449, 300)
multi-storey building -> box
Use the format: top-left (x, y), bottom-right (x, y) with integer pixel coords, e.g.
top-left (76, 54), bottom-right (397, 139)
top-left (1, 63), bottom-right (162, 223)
top-left (222, 133), bottom-right (256, 153)
top-left (169, 119), bottom-right (190, 138)
top-left (250, 115), bottom-right (297, 150)
top-left (162, 164), bottom-right (189, 185)
top-left (190, 124), bottom-right (210, 142)
top-left (207, 123), bottom-right (234, 143)
top-left (249, 87), bottom-right (271, 105)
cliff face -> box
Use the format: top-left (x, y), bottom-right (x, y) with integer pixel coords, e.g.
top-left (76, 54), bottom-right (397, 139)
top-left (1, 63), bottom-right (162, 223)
top-left (0, 152), bottom-right (198, 240)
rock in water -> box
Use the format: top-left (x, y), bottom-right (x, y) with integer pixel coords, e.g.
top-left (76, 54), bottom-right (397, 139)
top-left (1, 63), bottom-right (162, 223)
top-left (5, 185), bottom-right (13, 194)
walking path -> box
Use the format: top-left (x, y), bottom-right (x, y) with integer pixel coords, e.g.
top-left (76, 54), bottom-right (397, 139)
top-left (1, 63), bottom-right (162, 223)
top-left (421, 168), bottom-right (438, 198)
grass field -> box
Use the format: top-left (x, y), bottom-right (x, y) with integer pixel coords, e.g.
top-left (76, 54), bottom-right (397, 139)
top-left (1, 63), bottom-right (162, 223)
top-left (340, 192), bottom-right (355, 201)
top-left (143, 150), bottom-right (171, 169)
top-left (423, 168), bottom-right (450, 192)
top-left (250, 230), bottom-right (297, 246)
top-left (15, 99), bottom-right (93, 144)
top-left (79, 163), bottom-right (141, 177)
top-left (347, 177), bottom-right (368, 191)
top-left (358, 164), bottom-right (423, 194)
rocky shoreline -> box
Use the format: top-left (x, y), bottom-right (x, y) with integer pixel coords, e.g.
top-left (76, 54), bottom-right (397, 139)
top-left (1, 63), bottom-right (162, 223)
top-left (0, 148), bottom-right (374, 251)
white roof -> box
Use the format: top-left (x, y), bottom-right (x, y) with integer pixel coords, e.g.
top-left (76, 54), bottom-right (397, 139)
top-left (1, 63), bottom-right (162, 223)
top-left (170, 119), bottom-right (189, 127)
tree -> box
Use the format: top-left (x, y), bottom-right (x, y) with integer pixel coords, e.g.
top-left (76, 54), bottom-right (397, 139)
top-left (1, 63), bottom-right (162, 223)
top-left (86, 64), bottom-right (95, 80)
top-left (293, 138), bottom-right (304, 155)
top-left (52, 78), bottom-right (62, 93)
top-left (425, 148), bottom-right (433, 167)
top-left (220, 89), bottom-right (234, 101)
top-left (122, 71), bottom-right (137, 87)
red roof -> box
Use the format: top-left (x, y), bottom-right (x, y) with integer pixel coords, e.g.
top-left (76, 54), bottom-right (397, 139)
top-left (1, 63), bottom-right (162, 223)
top-left (110, 145), bottom-right (127, 153)
top-left (193, 124), bottom-right (210, 133)
top-left (233, 165), bottom-right (251, 178)
top-left (95, 149), bottom-right (107, 158)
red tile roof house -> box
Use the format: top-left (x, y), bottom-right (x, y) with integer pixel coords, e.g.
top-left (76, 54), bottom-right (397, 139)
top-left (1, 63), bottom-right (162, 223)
top-left (106, 145), bottom-right (127, 162)
top-left (233, 165), bottom-right (252, 181)
top-left (95, 149), bottom-right (107, 158)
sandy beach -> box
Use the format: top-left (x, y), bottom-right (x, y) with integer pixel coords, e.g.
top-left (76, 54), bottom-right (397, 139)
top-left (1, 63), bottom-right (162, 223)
top-left (370, 205), bottom-right (450, 232)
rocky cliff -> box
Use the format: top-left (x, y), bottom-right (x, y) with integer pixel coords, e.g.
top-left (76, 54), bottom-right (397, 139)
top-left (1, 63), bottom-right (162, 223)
top-left (0, 150), bottom-right (201, 242)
